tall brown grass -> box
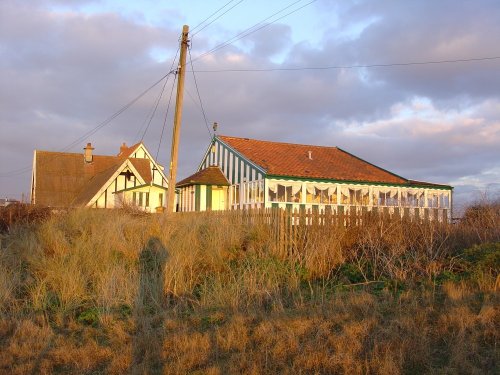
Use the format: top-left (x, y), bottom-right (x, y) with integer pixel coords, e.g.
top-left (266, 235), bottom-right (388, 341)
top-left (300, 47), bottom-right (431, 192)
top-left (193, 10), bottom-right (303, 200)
top-left (0, 203), bottom-right (498, 374)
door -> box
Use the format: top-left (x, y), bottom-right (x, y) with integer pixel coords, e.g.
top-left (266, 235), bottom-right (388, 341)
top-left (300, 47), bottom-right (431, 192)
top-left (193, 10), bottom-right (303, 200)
top-left (211, 187), bottom-right (226, 211)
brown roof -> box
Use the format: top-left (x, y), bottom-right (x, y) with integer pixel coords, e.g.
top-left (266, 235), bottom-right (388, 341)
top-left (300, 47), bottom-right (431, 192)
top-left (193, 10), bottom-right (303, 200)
top-left (177, 166), bottom-right (230, 187)
top-left (117, 142), bottom-right (142, 158)
top-left (218, 135), bottom-right (409, 185)
top-left (34, 148), bottom-right (152, 207)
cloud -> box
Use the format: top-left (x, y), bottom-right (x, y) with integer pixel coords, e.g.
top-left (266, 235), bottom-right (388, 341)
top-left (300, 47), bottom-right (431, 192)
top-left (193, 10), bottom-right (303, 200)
top-left (0, 0), bottom-right (499, 210)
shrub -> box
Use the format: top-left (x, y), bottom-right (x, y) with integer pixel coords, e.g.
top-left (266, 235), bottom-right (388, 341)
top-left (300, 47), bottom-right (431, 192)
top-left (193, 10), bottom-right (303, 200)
top-left (460, 242), bottom-right (500, 288)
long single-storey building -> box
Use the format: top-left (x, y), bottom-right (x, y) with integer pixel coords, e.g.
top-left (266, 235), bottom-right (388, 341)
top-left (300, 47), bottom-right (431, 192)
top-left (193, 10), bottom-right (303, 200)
top-left (177, 135), bottom-right (453, 220)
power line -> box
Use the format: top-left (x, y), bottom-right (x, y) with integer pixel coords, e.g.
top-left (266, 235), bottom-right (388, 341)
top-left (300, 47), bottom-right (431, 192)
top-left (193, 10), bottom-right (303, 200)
top-left (191, 0), bottom-right (240, 33)
top-left (187, 56), bottom-right (500, 73)
top-left (134, 43), bottom-right (180, 143)
top-left (137, 44), bottom-right (181, 142)
top-left (192, 0), bottom-right (316, 63)
top-left (155, 72), bottom-right (178, 162)
top-left (139, 74), bottom-right (170, 142)
top-left (0, 71), bottom-right (175, 178)
top-left (60, 71), bottom-right (176, 153)
top-left (188, 46), bottom-right (213, 139)
top-left (191, 0), bottom-right (246, 37)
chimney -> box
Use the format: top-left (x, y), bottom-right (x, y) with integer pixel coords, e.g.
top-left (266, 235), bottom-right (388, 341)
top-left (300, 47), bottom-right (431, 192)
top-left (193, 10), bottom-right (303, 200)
top-left (84, 143), bottom-right (94, 163)
top-left (308, 150), bottom-right (313, 160)
top-left (120, 142), bottom-right (128, 154)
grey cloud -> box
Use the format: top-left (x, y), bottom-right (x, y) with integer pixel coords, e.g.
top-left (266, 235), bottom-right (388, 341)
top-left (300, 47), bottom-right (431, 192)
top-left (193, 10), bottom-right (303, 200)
top-left (248, 23), bottom-right (292, 58)
top-left (1, 0), bottom-right (499, 210)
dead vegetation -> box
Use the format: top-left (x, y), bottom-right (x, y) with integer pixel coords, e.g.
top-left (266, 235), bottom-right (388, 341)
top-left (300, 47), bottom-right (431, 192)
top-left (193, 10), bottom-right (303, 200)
top-left (0, 202), bottom-right (498, 374)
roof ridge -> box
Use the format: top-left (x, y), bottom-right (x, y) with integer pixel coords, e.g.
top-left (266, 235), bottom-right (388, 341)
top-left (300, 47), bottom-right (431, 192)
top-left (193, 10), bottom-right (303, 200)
top-left (35, 150), bottom-right (83, 156)
top-left (218, 134), bottom-right (339, 150)
top-left (117, 141), bottom-right (143, 157)
top-left (36, 150), bottom-right (127, 160)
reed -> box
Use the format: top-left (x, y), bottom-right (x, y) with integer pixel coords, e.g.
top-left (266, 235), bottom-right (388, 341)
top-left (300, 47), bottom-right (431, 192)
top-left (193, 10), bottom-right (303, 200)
top-left (0, 201), bottom-right (498, 374)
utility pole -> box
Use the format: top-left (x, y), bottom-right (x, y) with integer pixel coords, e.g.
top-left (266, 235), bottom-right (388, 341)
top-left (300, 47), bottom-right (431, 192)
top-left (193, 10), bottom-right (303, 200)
top-left (167, 25), bottom-right (189, 213)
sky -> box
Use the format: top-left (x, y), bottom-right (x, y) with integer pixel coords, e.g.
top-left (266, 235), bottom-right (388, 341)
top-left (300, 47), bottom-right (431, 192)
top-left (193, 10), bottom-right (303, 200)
top-left (1, 0), bottom-right (499, 211)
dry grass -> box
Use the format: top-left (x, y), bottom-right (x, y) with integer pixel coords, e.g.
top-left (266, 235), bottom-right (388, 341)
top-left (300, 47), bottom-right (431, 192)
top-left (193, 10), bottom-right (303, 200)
top-left (0, 204), bottom-right (498, 374)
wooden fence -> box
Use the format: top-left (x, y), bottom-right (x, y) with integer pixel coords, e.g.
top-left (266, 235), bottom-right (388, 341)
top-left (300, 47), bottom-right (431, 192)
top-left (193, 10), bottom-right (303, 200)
top-left (176, 207), bottom-right (449, 255)
top-left (178, 206), bottom-right (448, 226)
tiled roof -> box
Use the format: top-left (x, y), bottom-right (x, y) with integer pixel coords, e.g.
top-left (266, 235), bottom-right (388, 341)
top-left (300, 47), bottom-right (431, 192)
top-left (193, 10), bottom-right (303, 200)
top-left (34, 146), bottom-right (152, 207)
top-left (218, 135), bottom-right (410, 185)
top-left (72, 158), bottom-right (151, 206)
top-left (117, 142), bottom-right (142, 158)
top-left (177, 166), bottom-right (230, 187)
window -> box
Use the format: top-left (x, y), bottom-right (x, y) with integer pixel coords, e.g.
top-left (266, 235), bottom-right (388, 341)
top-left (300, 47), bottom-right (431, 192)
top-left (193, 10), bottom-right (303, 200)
top-left (145, 192), bottom-right (150, 207)
top-left (258, 181), bottom-right (264, 203)
top-left (250, 182), bottom-right (257, 202)
top-left (238, 181), bottom-right (264, 204)
top-left (428, 192), bottom-right (439, 208)
top-left (138, 192), bottom-right (143, 206)
top-left (268, 182), bottom-right (301, 203)
top-left (349, 188), bottom-right (369, 205)
top-left (403, 190), bottom-right (424, 207)
top-left (340, 188), bottom-right (350, 205)
top-left (236, 185), bottom-right (241, 204)
top-left (132, 192), bottom-right (136, 205)
top-left (439, 192), bottom-right (449, 208)
top-left (374, 189), bottom-right (399, 206)
top-left (277, 185), bottom-right (286, 202)
top-left (268, 185), bottom-right (277, 202)
top-left (159, 193), bottom-right (163, 207)
top-left (306, 185), bottom-right (336, 204)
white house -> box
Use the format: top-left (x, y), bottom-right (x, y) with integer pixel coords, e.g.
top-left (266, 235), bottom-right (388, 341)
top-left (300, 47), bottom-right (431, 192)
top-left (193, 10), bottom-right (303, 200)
top-left (31, 142), bottom-right (168, 212)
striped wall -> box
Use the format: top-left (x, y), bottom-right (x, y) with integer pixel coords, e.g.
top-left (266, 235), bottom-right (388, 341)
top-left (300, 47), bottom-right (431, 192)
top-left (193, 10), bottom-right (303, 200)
top-left (199, 138), bottom-right (265, 185)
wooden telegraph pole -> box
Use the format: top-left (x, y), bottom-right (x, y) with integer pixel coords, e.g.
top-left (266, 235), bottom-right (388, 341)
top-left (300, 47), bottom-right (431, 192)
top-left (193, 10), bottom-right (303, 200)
top-left (167, 25), bottom-right (189, 213)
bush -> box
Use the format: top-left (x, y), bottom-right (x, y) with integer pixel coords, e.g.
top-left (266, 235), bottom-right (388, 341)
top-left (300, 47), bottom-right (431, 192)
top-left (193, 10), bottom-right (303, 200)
top-left (461, 242), bottom-right (500, 287)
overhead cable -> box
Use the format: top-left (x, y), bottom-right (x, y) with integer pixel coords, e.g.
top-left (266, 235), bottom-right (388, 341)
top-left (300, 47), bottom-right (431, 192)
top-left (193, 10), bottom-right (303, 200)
top-left (191, 0), bottom-right (246, 37)
top-left (191, 0), bottom-right (241, 33)
top-left (155, 73), bottom-right (178, 162)
top-left (192, 0), bottom-right (317, 63)
top-left (0, 71), bottom-right (175, 177)
top-left (188, 56), bottom-right (500, 73)
top-left (137, 44), bottom-right (181, 142)
top-left (188, 46), bottom-right (213, 139)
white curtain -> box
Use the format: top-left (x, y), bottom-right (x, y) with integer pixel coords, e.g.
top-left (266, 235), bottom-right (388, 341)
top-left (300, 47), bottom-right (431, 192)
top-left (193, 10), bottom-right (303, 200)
top-left (340, 186), bottom-right (350, 196)
top-left (306, 184), bottom-right (315, 195)
top-left (268, 182), bottom-right (277, 193)
top-left (291, 184), bottom-right (302, 195)
top-left (376, 188), bottom-right (391, 194)
top-left (269, 181), bottom-right (301, 196)
top-left (315, 184), bottom-right (329, 191)
top-left (274, 181), bottom-right (298, 188)
top-left (328, 186), bottom-right (337, 197)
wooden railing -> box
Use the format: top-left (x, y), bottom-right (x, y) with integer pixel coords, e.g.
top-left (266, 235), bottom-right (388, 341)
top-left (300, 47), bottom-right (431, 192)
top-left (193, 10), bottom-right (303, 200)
top-left (176, 207), bottom-right (449, 254)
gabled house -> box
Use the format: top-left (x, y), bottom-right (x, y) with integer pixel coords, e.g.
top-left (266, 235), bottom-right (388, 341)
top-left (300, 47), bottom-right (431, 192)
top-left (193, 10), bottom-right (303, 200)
top-left (177, 135), bottom-right (453, 220)
top-left (176, 166), bottom-right (230, 212)
top-left (31, 142), bottom-right (168, 212)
